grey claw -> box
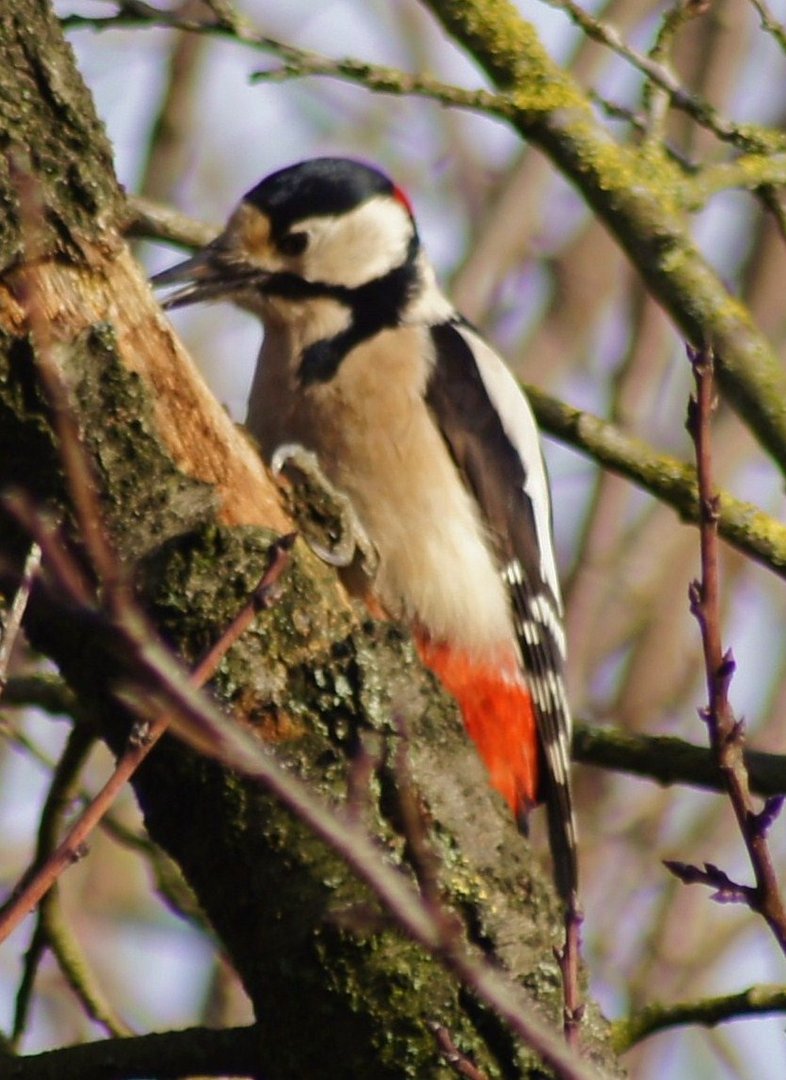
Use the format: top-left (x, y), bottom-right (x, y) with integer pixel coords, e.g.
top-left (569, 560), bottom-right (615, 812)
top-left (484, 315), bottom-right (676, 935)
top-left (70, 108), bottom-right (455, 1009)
top-left (308, 537), bottom-right (357, 568)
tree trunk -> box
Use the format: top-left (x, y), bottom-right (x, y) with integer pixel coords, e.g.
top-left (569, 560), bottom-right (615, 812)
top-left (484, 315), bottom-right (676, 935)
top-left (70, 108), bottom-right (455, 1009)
top-left (0, 3), bottom-right (619, 1076)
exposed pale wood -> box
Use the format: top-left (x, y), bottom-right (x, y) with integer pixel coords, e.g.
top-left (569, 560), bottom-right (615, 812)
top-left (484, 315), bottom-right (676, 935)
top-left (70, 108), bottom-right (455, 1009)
top-left (2, 240), bottom-right (290, 532)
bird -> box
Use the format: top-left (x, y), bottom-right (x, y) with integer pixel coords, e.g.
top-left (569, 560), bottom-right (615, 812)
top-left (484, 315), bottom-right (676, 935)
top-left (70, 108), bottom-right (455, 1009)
top-left (152, 156), bottom-right (578, 909)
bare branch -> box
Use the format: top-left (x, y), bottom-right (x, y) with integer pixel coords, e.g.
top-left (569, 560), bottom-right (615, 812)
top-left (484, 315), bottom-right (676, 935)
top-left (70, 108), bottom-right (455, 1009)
top-left (123, 194), bottom-right (217, 249)
top-left (430, 1022), bottom-right (491, 1080)
top-left (663, 859), bottom-right (756, 905)
top-left (61, 2), bottom-right (507, 117)
top-left (557, 906), bottom-right (585, 1049)
top-left (685, 344), bottom-right (786, 954)
top-left (11, 724), bottom-right (109, 1047)
top-left (0, 673), bottom-right (77, 717)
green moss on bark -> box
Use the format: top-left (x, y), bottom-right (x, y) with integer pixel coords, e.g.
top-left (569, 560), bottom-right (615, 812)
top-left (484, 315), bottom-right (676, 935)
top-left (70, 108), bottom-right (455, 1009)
top-left (0, 0), bottom-right (120, 266)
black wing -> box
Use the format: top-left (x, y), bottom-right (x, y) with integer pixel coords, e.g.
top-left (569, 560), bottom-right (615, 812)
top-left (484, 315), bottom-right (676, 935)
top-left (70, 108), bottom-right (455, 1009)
top-left (426, 320), bottom-right (577, 907)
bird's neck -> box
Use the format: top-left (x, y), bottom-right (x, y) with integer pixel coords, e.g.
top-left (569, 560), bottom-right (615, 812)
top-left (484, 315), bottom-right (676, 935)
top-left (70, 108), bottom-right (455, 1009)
top-left (399, 253), bottom-right (455, 327)
top-left (257, 292), bottom-right (352, 345)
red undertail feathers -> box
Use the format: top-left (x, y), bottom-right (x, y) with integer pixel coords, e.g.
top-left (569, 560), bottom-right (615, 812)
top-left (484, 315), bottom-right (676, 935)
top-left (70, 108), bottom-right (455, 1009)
top-left (415, 634), bottom-right (539, 820)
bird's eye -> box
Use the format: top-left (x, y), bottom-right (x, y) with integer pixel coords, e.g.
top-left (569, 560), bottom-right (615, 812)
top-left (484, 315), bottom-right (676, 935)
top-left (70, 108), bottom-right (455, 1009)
top-left (279, 231), bottom-right (308, 257)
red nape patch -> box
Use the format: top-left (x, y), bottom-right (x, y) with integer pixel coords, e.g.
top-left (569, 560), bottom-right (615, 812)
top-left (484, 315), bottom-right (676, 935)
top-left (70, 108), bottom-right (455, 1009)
top-left (415, 635), bottom-right (539, 819)
top-left (392, 183), bottom-right (414, 218)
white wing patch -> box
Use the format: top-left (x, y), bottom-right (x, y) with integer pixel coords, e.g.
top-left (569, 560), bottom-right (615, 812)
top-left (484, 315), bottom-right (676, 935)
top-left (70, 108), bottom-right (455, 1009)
top-left (460, 326), bottom-right (562, 612)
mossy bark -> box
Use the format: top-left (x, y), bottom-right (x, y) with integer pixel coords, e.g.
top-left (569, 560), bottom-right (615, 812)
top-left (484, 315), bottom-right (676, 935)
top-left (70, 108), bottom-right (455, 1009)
top-left (0, 3), bottom-right (621, 1077)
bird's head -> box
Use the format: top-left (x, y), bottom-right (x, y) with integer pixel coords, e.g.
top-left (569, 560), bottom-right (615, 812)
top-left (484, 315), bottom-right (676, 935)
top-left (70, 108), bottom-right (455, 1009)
top-left (152, 158), bottom-right (420, 319)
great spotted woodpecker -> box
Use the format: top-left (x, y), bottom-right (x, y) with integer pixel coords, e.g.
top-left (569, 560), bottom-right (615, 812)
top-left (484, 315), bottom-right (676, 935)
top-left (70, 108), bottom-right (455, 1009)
top-left (153, 157), bottom-right (578, 908)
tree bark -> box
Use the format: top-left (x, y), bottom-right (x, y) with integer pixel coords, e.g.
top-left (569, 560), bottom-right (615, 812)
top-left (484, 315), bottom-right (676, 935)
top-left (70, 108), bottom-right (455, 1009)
top-left (0, 3), bottom-right (619, 1077)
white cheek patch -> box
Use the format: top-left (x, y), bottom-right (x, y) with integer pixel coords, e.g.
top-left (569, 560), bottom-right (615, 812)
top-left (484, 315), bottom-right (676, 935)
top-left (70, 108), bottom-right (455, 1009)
top-left (297, 196), bottom-right (414, 288)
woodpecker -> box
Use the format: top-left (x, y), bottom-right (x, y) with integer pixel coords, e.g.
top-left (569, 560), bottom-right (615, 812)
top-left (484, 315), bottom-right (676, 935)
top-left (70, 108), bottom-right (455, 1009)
top-left (153, 157), bottom-right (578, 907)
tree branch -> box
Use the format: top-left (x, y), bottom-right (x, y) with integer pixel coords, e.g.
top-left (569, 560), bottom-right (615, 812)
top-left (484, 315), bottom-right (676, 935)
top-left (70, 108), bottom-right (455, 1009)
top-left (747, 0), bottom-right (786, 54)
top-left (526, 385), bottom-right (786, 579)
top-left (613, 984), bottom-right (786, 1051)
top-left (681, 344), bottom-right (786, 951)
top-left (573, 723), bottom-right (786, 798)
top-left (0, 1024), bottom-right (264, 1080)
top-left (10, 724), bottom-right (115, 1046)
top-left (0, 673), bottom-right (78, 717)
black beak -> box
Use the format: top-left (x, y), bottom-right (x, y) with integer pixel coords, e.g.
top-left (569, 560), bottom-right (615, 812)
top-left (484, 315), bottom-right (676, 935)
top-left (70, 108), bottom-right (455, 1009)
top-left (151, 248), bottom-right (224, 310)
top-left (151, 246), bottom-right (267, 310)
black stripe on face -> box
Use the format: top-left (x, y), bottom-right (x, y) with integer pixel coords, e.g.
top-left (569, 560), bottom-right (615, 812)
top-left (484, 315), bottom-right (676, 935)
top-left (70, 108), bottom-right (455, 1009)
top-left (296, 236), bottom-right (420, 385)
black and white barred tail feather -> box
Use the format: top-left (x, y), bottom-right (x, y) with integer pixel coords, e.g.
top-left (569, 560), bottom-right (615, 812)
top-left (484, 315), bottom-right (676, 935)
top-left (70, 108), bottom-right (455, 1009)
top-left (426, 319), bottom-right (578, 908)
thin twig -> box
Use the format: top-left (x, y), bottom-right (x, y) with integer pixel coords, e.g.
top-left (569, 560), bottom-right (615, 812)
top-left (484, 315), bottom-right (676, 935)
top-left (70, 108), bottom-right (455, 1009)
top-left (664, 860), bottom-right (756, 906)
top-left (747, 0), bottom-right (786, 53)
top-left (390, 715), bottom-right (450, 916)
top-left (678, 344), bottom-right (786, 954)
top-left (63, 0), bottom-right (785, 157)
top-left (12, 724), bottom-right (98, 1046)
top-left (123, 193), bottom-right (217, 249)
top-left (3, 492), bottom-right (95, 609)
top-left (12, 729), bottom-right (134, 1042)
top-left (0, 672), bottom-right (77, 717)
top-left (0, 717), bottom-right (208, 931)
top-left (61, 3), bottom-right (506, 118)
top-left (430, 1021), bottom-right (490, 1080)
top-left (0, 543), bottom-right (41, 695)
top-left (642, 0), bottom-right (697, 145)
top-left (538, 0), bottom-right (784, 152)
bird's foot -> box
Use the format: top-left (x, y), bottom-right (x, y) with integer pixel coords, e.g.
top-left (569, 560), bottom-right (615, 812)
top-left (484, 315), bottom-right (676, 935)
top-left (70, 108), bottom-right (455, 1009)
top-left (270, 443), bottom-right (378, 576)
